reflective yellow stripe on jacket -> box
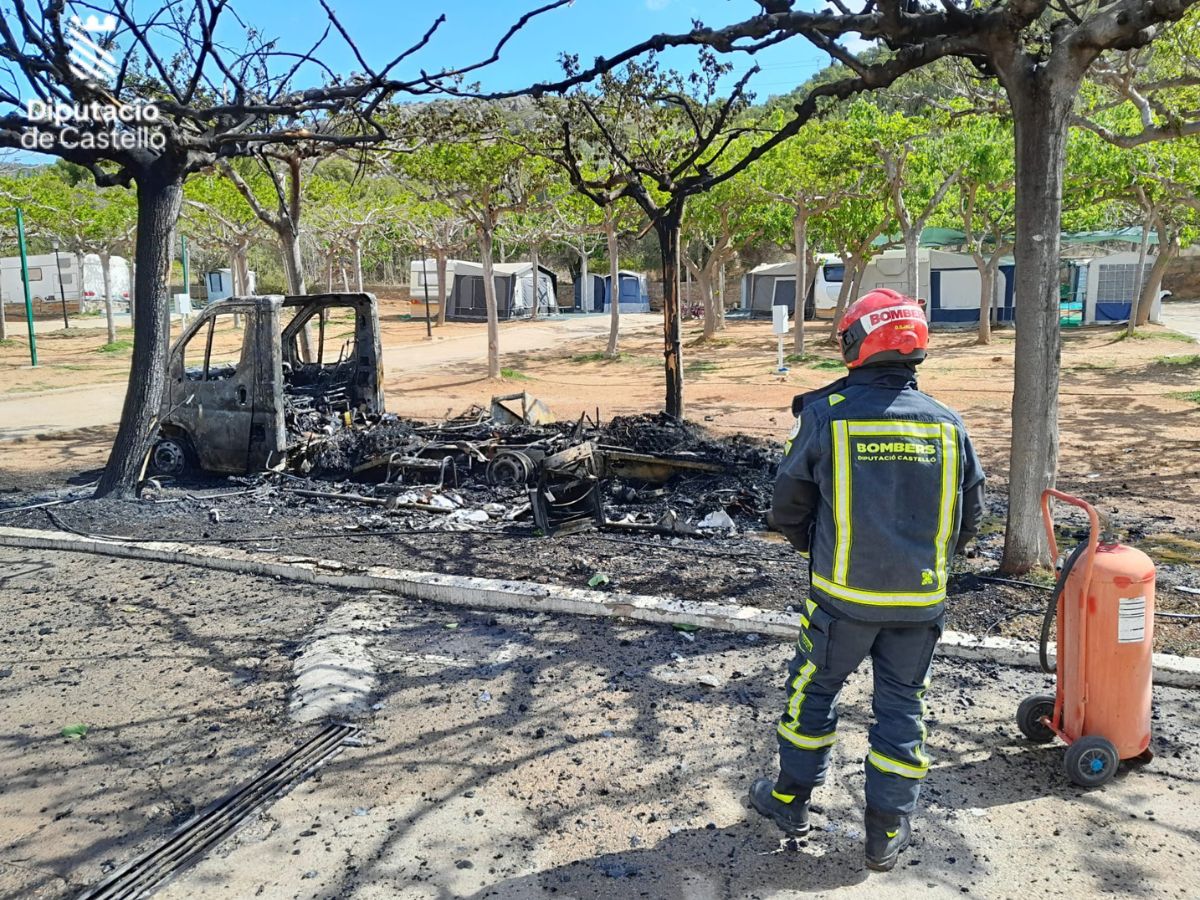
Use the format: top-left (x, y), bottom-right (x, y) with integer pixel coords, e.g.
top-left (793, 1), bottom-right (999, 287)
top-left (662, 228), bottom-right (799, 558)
top-left (820, 419), bottom-right (960, 607)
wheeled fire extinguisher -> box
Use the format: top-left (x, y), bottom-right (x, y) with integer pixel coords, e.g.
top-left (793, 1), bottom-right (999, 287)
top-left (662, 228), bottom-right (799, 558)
top-left (1016, 489), bottom-right (1156, 787)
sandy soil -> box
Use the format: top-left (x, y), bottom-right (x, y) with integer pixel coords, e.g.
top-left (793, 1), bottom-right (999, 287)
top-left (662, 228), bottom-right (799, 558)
top-left (3, 547), bottom-right (1199, 900)
top-left (0, 298), bottom-right (522, 397)
top-left (6, 315), bottom-right (1197, 517)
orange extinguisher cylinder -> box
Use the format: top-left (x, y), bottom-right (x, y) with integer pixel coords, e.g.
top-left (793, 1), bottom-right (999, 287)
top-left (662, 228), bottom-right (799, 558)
top-left (1042, 490), bottom-right (1155, 760)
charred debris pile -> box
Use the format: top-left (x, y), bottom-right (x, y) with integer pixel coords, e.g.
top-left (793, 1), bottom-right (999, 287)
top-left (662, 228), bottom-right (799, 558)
top-left (282, 392), bottom-right (781, 537)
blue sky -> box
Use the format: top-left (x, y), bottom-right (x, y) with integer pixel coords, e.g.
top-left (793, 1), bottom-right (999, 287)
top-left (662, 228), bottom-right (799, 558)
top-left (7, 1), bottom-right (844, 164)
top-left (229, 0), bottom-right (836, 98)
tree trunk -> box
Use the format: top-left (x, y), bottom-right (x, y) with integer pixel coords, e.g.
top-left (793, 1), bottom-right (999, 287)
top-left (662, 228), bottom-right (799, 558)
top-left (828, 253), bottom-right (863, 340)
top-left (352, 237), bottom-right (364, 293)
top-left (479, 225), bottom-right (501, 380)
top-left (1000, 81), bottom-right (1077, 574)
top-left (904, 228), bottom-right (919, 301)
top-left (698, 266), bottom-right (717, 340)
top-left (974, 251), bottom-right (993, 346)
top-left (792, 210), bottom-right (809, 356)
top-left (529, 242), bottom-right (541, 321)
top-left (280, 225), bottom-right (306, 294)
top-left (606, 211), bottom-right (620, 357)
top-left (101, 251), bottom-right (117, 345)
top-left (436, 251), bottom-right (448, 326)
top-left (95, 167), bottom-right (184, 498)
top-left (1127, 213), bottom-right (1153, 337)
top-left (656, 211), bottom-right (684, 419)
top-left (230, 240), bottom-right (245, 328)
top-left (718, 261), bottom-right (726, 331)
top-left (1140, 230), bottom-right (1175, 326)
top-left (279, 224), bottom-right (313, 359)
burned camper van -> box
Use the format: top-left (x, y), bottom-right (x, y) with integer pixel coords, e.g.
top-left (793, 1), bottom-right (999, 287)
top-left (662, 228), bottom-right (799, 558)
top-left (151, 293), bottom-right (384, 476)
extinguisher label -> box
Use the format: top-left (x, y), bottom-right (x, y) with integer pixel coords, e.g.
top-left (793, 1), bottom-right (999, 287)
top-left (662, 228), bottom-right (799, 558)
top-left (1118, 597), bottom-right (1147, 644)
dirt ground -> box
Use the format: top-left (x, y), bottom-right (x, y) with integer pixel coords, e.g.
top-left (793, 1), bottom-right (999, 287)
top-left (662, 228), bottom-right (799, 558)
top-left (2, 547), bottom-right (1199, 900)
top-left (4, 310), bottom-right (1198, 517)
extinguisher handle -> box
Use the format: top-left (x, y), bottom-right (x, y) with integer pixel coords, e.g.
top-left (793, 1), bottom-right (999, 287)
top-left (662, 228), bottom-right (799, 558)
top-left (1040, 488), bottom-right (1099, 585)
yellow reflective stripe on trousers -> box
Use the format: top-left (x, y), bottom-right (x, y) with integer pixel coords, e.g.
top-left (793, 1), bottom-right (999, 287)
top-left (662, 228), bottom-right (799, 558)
top-left (811, 572), bottom-right (945, 607)
top-left (933, 423), bottom-right (959, 592)
top-left (783, 660), bottom-right (816, 728)
top-left (777, 723), bottom-right (838, 750)
top-left (914, 676), bottom-right (931, 768)
top-left (831, 420), bottom-right (852, 583)
top-left (868, 749), bottom-right (929, 779)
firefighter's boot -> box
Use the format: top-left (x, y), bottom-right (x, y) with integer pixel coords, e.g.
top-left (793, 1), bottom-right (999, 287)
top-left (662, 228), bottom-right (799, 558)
top-left (864, 808), bottom-right (911, 871)
top-left (748, 778), bottom-right (811, 836)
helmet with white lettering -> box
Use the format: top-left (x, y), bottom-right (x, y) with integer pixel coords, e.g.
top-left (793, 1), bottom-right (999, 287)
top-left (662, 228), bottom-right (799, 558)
top-left (837, 289), bottom-right (928, 369)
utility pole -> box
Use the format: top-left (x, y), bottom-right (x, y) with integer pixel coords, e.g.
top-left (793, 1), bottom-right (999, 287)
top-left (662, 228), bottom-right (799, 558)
top-left (15, 207), bottom-right (37, 366)
top-left (52, 241), bottom-right (69, 329)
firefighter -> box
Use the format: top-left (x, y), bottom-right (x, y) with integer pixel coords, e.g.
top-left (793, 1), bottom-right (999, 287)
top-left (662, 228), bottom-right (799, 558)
top-left (749, 289), bottom-right (985, 872)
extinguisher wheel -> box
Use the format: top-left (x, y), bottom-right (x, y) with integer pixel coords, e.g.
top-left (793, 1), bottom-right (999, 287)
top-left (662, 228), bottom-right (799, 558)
top-left (1064, 735), bottom-right (1120, 788)
top-left (1016, 694), bottom-right (1057, 743)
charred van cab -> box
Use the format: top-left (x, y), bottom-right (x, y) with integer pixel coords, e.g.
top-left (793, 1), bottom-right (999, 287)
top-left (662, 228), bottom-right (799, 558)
top-left (150, 292), bottom-right (384, 476)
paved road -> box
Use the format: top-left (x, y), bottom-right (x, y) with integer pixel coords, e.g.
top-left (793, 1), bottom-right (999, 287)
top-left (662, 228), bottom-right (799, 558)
top-left (1160, 300), bottom-right (1200, 341)
top-left (0, 314), bottom-right (656, 442)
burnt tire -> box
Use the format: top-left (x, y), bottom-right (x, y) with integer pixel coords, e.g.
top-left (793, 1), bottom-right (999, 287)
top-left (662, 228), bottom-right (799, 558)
top-left (1064, 735), bottom-right (1119, 788)
top-left (1017, 694), bottom-right (1057, 743)
top-left (149, 435), bottom-right (193, 478)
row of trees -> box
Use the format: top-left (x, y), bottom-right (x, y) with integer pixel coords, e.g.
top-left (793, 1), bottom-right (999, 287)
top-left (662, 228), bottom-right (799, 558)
top-left (2, 0), bottom-right (1198, 573)
top-left (7, 86), bottom-right (1196, 355)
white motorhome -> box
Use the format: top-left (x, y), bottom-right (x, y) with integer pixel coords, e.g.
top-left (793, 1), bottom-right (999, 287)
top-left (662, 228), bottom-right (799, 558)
top-left (204, 268), bottom-right (257, 302)
top-left (409, 258), bottom-right (475, 301)
top-left (0, 252), bottom-right (129, 310)
top-left (740, 254), bottom-right (844, 318)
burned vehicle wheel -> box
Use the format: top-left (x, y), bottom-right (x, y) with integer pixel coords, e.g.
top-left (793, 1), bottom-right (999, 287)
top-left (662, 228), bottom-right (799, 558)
top-left (149, 435), bottom-right (193, 477)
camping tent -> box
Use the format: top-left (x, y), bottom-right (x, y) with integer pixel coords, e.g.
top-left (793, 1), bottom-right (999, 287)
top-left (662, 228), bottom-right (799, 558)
top-left (604, 271), bottom-right (651, 312)
top-left (572, 273), bottom-right (606, 313)
top-left (739, 257), bottom-right (843, 318)
top-left (1069, 251), bottom-right (1162, 325)
top-left (855, 249), bottom-right (1014, 327)
top-left (742, 249), bottom-right (1012, 327)
top-left (445, 262), bottom-right (559, 321)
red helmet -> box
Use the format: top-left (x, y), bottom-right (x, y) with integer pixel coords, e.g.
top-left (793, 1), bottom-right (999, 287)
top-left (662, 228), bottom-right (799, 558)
top-left (837, 289), bottom-right (928, 369)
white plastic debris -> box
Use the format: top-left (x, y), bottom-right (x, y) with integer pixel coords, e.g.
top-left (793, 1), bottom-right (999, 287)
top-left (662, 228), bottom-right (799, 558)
top-left (448, 508), bottom-right (490, 524)
top-left (698, 510), bottom-right (736, 531)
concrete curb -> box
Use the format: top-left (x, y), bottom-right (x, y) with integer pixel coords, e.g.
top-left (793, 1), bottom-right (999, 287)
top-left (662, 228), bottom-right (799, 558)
top-left (3, 525), bottom-right (1198, 689)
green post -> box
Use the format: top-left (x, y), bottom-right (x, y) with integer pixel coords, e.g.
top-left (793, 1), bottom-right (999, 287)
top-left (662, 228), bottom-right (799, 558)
top-left (16, 207), bottom-right (37, 367)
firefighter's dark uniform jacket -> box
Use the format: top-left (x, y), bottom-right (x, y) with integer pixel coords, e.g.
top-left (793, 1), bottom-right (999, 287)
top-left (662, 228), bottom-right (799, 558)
top-left (774, 364), bottom-right (985, 625)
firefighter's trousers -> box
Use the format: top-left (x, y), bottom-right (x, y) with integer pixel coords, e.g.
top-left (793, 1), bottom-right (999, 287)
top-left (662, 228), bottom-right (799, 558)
top-left (775, 599), bottom-right (943, 816)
